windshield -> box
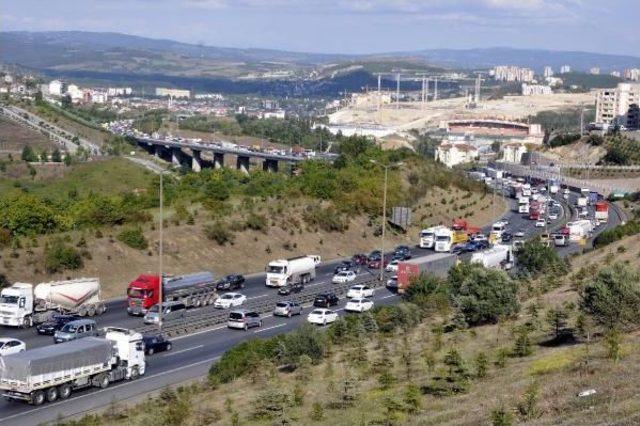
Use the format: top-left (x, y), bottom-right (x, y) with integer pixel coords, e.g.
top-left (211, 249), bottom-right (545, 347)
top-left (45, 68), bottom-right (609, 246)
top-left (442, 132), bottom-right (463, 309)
top-left (148, 304), bottom-right (161, 313)
top-left (0, 295), bottom-right (19, 304)
top-left (221, 294), bottom-right (233, 300)
top-left (436, 236), bottom-right (450, 242)
top-left (127, 288), bottom-right (150, 299)
top-left (61, 324), bottom-right (78, 333)
top-left (229, 312), bottom-right (244, 320)
top-left (311, 310), bottom-right (324, 315)
top-left (276, 302), bottom-right (289, 308)
top-left (421, 231), bottom-right (434, 238)
top-left (267, 265), bottom-right (285, 274)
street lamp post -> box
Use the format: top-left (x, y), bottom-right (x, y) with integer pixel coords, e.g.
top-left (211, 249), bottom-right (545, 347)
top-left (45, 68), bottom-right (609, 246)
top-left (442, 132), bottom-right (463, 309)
top-left (158, 170), bottom-right (165, 332)
top-left (370, 160), bottom-right (404, 282)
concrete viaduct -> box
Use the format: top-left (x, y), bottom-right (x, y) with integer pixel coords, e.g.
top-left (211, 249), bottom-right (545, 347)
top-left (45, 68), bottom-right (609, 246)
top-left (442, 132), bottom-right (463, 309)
top-left (135, 137), bottom-right (332, 174)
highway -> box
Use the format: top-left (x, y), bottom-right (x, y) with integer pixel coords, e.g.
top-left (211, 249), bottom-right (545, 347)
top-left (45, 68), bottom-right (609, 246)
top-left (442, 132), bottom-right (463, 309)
top-left (0, 185), bottom-right (619, 425)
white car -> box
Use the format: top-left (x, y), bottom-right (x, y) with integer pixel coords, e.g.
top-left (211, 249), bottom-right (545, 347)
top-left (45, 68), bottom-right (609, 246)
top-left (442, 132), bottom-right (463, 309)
top-left (548, 213), bottom-right (558, 220)
top-left (214, 292), bottom-right (247, 309)
top-left (332, 270), bottom-right (357, 284)
top-left (347, 284), bottom-right (374, 299)
top-left (345, 298), bottom-right (374, 313)
top-left (307, 308), bottom-right (338, 326)
top-left (535, 220), bottom-right (546, 228)
top-left (471, 234), bottom-right (488, 242)
top-left (0, 338), bottom-right (26, 356)
top-left (385, 260), bottom-right (399, 272)
top-left (514, 230), bottom-right (525, 238)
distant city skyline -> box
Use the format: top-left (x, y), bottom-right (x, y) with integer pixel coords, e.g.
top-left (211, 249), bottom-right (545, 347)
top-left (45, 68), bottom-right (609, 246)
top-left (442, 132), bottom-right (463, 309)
top-left (4, 0), bottom-right (639, 57)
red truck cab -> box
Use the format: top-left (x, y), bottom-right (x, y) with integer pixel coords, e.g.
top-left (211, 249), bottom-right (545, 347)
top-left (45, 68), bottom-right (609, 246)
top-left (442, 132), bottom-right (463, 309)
top-left (127, 274), bottom-right (160, 316)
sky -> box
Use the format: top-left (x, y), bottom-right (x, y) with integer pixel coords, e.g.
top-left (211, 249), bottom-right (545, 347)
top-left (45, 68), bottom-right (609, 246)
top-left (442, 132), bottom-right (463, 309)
top-left (3, 0), bottom-right (639, 56)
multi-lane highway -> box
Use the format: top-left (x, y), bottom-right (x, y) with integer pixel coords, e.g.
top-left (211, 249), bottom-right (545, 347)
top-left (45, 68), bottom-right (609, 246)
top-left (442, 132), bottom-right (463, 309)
top-left (0, 185), bottom-right (621, 425)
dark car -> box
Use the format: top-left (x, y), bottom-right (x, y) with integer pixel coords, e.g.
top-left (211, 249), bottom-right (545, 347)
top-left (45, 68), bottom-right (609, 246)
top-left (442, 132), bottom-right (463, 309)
top-left (368, 254), bottom-right (391, 269)
top-left (216, 274), bottom-right (246, 291)
top-left (367, 250), bottom-right (382, 261)
top-left (451, 244), bottom-right (468, 255)
top-left (142, 334), bottom-right (172, 355)
top-left (393, 245), bottom-right (412, 261)
top-left (36, 315), bottom-right (79, 335)
top-left (313, 293), bottom-right (339, 308)
top-left (334, 260), bottom-right (359, 274)
top-left (501, 232), bottom-right (513, 243)
top-left (278, 282), bottom-right (304, 296)
top-left (352, 254), bottom-right (368, 265)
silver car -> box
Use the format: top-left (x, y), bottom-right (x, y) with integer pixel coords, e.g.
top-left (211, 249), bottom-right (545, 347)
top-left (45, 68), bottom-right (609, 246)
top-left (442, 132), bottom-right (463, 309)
top-left (273, 301), bottom-right (303, 317)
top-left (227, 310), bottom-right (262, 330)
top-left (143, 301), bottom-right (186, 325)
top-left (53, 319), bottom-right (98, 344)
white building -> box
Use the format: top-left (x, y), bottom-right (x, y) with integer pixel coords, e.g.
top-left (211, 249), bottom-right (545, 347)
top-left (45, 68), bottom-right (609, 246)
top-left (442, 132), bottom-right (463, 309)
top-left (595, 82), bottom-right (640, 128)
top-left (545, 76), bottom-right (563, 87)
top-left (590, 67), bottom-right (601, 75)
top-left (48, 80), bottom-right (64, 96)
top-left (107, 87), bottom-right (133, 96)
top-left (90, 91), bottom-right (108, 104)
top-left (501, 143), bottom-right (528, 163)
top-left (492, 66), bottom-right (535, 82)
top-left (66, 84), bottom-right (84, 102)
top-left (543, 66), bottom-right (554, 78)
top-left (261, 110), bottom-right (286, 119)
top-left (610, 71), bottom-right (621, 78)
top-left (155, 87), bottom-right (190, 98)
top-left (435, 141), bottom-right (479, 168)
top-left (560, 65), bottom-right (571, 74)
top-left (521, 83), bottom-right (553, 96)
top-left (624, 68), bottom-right (640, 81)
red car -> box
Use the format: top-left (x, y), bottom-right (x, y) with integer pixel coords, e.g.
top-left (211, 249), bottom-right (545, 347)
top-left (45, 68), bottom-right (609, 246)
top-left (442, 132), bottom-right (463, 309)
top-left (367, 255), bottom-right (391, 269)
top-left (352, 254), bottom-right (368, 265)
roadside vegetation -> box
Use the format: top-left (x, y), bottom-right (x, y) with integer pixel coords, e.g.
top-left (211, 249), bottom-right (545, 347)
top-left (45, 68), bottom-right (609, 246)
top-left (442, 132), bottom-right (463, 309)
top-left (57, 238), bottom-right (640, 426)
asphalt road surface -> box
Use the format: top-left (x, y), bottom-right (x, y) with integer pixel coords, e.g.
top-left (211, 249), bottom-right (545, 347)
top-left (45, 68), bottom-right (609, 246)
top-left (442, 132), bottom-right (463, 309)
top-left (0, 186), bottom-right (619, 425)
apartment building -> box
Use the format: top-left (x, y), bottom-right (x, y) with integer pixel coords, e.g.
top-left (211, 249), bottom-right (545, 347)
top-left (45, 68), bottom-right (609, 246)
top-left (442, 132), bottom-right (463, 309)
top-left (521, 84), bottom-right (552, 96)
top-left (155, 87), bottom-right (191, 98)
top-left (560, 65), bottom-right (571, 74)
top-left (543, 66), bottom-right (554, 78)
top-left (435, 141), bottom-right (479, 167)
top-left (491, 66), bottom-right (534, 83)
top-left (595, 83), bottom-right (640, 128)
top-left (589, 67), bottom-right (600, 75)
top-left (624, 68), bottom-right (640, 81)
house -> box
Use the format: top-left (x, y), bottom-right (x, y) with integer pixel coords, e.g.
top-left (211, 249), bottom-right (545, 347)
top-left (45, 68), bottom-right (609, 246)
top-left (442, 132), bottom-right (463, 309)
top-left (435, 141), bottom-right (479, 167)
top-left (501, 143), bottom-right (528, 164)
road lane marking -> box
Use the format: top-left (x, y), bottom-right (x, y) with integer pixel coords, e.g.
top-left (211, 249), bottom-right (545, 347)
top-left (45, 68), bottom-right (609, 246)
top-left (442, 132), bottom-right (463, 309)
top-left (380, 294), bottom-right (396, 300)
top-left (255, 324), bottom-right (286, 333)
top-left (250, 293), bottom-right (270, 299)
top-left (0, 355), bottom-right (222, 423)
top-left (172, 325), bottom-right (226, 340)
top-left (162, 345), bottom-right (204, 357)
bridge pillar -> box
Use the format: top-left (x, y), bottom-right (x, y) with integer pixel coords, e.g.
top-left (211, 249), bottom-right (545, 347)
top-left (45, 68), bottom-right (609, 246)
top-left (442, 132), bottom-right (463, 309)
top-left (154, 144), bottom-right (162, 158)
top-left (171, 147), bottom-right (181, 166)
top-left (236, 155), bottom-right (250, 174)
top-left (191, 149), bottom-right (202, 172)
top-left (263, 159), bottom-right (278, 173)
top-left (213, 153), bottom-right (224, 169)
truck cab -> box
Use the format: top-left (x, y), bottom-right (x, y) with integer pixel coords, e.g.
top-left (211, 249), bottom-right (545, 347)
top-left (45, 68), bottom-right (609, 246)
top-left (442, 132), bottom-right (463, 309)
top-left (420, 225), bottom-right (445, 249)
top-left (0, 283), bottom-right (34, 327)
top-left (434, 229), bottom-right (453, 253)
top-left (126, 275), bottom-right (160, 316)
top-left (104, 327), bottom-right (146, 379)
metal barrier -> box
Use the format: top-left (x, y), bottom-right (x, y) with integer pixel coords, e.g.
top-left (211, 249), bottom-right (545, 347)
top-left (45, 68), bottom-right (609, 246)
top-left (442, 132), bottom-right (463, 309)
top-left (136, 273), bottom-right (390, 337)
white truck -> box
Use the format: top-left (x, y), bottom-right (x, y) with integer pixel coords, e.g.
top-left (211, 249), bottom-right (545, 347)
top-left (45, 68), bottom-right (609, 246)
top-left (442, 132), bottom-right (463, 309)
top-left (266, 255), bottom-right (319, 287)
top-left (470, 245), bottom-right (515, 270)
top-left (0, 278), bottom-right (105, 328)
top-left (518, 196), bottom-right (530, 214)
top-left (419, 225), bottom-right (448, 249)
top-left (434, 228), bottom-right (454, 253)
top-left (0, 327), bottom-right (145, 405)
top-left (566, 220), bottom-right (593, 241)
top-left (577, 197), bottom-right (588, 208)
top-left (521, 184), bottom-right (532, 197)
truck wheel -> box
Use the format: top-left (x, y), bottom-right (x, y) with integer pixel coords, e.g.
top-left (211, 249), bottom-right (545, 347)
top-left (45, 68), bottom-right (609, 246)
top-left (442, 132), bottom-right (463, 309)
top-left (94, 373), bottom-right (109, 389)
top-left (148, 347), bottom-right (154, 355)
top-left (78, 306), bottom-right (87, 317)
top-left (22, 316), bottom-right (31, 329)
top-left (58, 384), bottom-right (71, 400)
top-left (166, 343), bottom-right (172, 351)
top-left (97, 304), bottom-right (107, 315)
top-left (130, 367), bottom-right (140, 380)
top-left (87, 305), bottom-right (96, 317)
top-left (45, 386), bottom-right (58, 402)
top-left (31, 390), bottom-right (45, 406)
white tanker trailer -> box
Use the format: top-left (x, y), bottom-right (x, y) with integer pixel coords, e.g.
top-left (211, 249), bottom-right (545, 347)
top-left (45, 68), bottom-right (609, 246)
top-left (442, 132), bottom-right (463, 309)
top-left (0, 278), bottom-right (105, 328)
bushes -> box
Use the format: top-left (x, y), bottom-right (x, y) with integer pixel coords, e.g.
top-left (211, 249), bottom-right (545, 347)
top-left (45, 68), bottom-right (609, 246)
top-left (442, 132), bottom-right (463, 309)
top-left (117, 227), bottom-right (148, 250)
top-left (44, 239), bottom-right (83, 273)
top-left (516, 239), bottom-right (567, 276)
top-left (204, 222), bottom-right (234, 246)
top-left (593, 220), bottom-right (640, 248)
top-left (302, 205), bottom-right (347, 233)
top-left (245, 213), bottom-right (268, 233)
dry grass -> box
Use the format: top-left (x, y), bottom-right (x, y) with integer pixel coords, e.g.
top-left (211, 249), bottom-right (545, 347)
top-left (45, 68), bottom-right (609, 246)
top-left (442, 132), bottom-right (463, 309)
top-left (0, 187), bottom-right (504, 299)
top-left (0, 116), bottom-right (56, 158)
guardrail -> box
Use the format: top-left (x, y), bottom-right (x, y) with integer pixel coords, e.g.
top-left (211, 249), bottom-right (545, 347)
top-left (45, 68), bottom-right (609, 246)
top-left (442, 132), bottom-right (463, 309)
top-left (135, 273), bottom-right (389, 337)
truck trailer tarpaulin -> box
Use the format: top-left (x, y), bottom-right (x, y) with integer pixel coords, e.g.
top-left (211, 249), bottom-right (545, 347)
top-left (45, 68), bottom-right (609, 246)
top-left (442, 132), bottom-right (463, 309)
top-left (0, 337), bottom-right (112, 381)
top-left (396, 253), bottom-right (458, 294)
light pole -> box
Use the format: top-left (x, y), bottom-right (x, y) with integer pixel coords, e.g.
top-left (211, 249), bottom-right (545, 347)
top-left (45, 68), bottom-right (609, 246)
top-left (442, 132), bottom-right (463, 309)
top-left (158, 170), bottom-right (165, 332)
top-left (370, 160), bottom-right (404, 281)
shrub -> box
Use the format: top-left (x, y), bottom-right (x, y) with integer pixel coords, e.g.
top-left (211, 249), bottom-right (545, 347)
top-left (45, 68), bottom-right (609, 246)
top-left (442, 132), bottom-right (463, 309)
top-left (302, 205), bottom-right (347, 233)
top-left (516, 239), bottom-right (567, 277)
top-left (117, 227), bottom-right (148, 250)
top-left (245, 213), bottom-right (268, 233)
top-left (204, 222), bottom-right (234, 246)
top-left (44, 239), bottom-right (83, 273)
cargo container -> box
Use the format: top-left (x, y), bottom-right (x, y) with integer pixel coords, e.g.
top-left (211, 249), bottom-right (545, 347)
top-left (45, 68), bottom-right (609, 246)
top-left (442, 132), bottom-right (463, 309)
top-left (566, 220), bottom-right (593, 241)
top-left (470, 245), bottom-right (515, 270)
top-left (396, 253), bottom-right (457, 294)
top-left (594, 201), bottom-right (609, 222)
top-left (127, 271), bottom-right (216, 316)
top-left (0, 278), bottom-right (105, 328)
top-left (0, 328), bottom-right (145, 405)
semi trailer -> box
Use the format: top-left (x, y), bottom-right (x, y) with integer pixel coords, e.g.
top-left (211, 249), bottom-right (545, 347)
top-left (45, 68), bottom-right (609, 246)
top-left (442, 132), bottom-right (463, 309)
top-left (0, 327), bottom-right (145, 405)
top-left (396, 253), bottom-right (458, 294)
top-left (126, 271), bottom-right (216, 316)
top-left (266, 255), bottom-right (319, 287)
top-left (0, 278), bottom-right (105, 328)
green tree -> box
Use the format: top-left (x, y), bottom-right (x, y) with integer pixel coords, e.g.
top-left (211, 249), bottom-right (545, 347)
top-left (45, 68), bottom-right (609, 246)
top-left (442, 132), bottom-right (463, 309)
top-left (51, 148), bottom-right (62, 162)
top-left (21, 145), bottom-right (37, 162)
top-left (581, 263), bottom-right (640, 330)
top-left (448, 263), bottom-right (519, 325)
top-left (475, 352), bottom-right (488, 378)
top-left (490, 403), bottom-right (514, 426)
top-left (44, 238), bottom-right (83, 273)
top-left (117, 227), bottom-right (148, 250)
top-left (516, 239), bottom-right (566, 277)
top-left (545, 307), bottom-right (570, 339)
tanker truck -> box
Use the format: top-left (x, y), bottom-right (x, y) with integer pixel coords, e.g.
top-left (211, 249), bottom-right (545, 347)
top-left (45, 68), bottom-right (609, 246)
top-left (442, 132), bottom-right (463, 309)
top-left (0, 327), bottom-right (145, 406)
top-left (0, 278), bottom-right (105, 328)
top-left (265, 255), bottom-right (318, 287)
top-left (126, 271), bottom-right (216, 316)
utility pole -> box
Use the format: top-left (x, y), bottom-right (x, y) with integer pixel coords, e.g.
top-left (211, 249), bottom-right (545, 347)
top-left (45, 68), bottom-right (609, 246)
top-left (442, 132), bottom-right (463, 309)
top-left (158, 171), bottom-right (164, 332)
top-left (396, 73), bottom-right (400, 109)
top-left (370, 160), bottom-right (404, 282)
top-left (434, 77), bottom-right (438, 101)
